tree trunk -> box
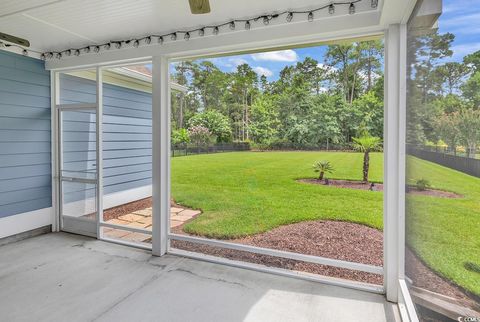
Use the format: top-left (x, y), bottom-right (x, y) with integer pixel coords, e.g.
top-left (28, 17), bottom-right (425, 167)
top-left (319, 171), bottom-right (324, 181)
top-left (367, 58), bottom-right (372, 91)
top-left (350, 72), bottom-right (357, 104)
top-left (363, 151), bottom-right (370, 182)
top-left (468, 144), bottom-right (476, 158)
top-left (179, 94), bottom-right (184, 128)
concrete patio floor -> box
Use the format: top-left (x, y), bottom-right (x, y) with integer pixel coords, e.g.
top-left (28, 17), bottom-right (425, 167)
top-left (0, 232), bottom-right (400, 322)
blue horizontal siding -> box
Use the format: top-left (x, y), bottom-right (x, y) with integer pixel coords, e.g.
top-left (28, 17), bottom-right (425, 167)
top-left (0, 51), bottom-right (51, 218)
top-left (60, 74), bottom-right (152, 204)
top-left (0, 62), bottom-right (153, 218)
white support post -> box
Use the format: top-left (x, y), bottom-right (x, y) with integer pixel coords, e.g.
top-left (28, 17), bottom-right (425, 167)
top-left (50, 71), bottom-right (60, 232)
top-left (96, 67), bottom-right (104, 238)
top-left (384, 23), bottom-right (407, 303)
top-left (152, 56), bottom-right (170, 256)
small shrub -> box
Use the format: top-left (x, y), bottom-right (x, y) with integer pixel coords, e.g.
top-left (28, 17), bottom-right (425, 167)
top-left (171, 128), bottom-right (190, 145)
top-left (416, 178), bottom-right (431, 191)
top-left (464, 261), bottom-right (480, 274)
top-left (188, 125), bottom-right (214, 146)
top-left (313, 160), bottom-right (334, 181)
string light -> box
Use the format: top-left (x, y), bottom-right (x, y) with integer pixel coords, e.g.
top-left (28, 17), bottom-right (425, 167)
top-left (39, 0), bottom-right (363, 60)
top-left (349, 3), bottom-right (356, 14)
top-left (286, 12), bottom-right (293, 22)
top-left (329, 4), bottom-right (335, 14)
top-left (308, 11), bottom-right (314, 22)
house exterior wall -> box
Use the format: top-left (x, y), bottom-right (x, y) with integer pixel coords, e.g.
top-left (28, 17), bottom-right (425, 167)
top-left (0, 51), bottom-right (52, 219)
top-left (0, 50), bottom-right (152, 238)
top-left (60, 74), bottom-right (152, 204)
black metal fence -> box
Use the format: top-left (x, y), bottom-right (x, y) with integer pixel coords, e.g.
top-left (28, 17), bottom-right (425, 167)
top-left (407, 145), bottom-right (480, 178)
top-left (171, 142), bottom-right (250, 157)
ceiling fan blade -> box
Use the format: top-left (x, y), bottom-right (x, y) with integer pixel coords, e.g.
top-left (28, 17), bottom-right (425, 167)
top-left (0, 32), bottom-right (30, 47)
top-left (189, 0), bottom-right (211, 14)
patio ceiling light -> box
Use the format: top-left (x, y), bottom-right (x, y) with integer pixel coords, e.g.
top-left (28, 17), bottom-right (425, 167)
top-left (37, 0), bottom-right (365, 60)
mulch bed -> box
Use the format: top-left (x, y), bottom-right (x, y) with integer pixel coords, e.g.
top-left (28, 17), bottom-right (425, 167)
top-left (102, 197), bottom-right (153, 221)
top-left (298, 179), bottom-right (462, 198)
top-left (172, 220), bottom-right (384, 285)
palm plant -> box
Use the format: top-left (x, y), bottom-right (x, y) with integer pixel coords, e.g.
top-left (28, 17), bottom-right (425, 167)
top-left (313, 160), bottom-right (334, 181)
top-left (352, 135), bottom-right (382, 183)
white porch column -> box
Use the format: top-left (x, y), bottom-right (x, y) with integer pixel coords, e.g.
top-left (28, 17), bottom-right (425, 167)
top-left (384, 23), bottom-right (407, 302)
top-left (152, 56), bottom-right (170, 256)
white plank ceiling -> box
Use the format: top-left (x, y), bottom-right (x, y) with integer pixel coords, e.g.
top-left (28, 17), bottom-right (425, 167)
top-left (0, 0), bottom-right (379, 52)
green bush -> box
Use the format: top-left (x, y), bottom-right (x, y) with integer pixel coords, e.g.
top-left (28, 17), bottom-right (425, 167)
top-left (188, 110), bottom-right (232, 142)
top-left (313, 160), bottom-right (334, 181)
top-left (172, 128), bottom-right (190, 145)
top-left (416, 178), bottom-right (431, 191)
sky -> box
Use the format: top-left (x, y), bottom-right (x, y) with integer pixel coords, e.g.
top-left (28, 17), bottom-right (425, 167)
top-left (203, 46), bottom-right (328, 81)
top-left (438, 0), bottom-right (480, 62)
top-left (174, 0), bottom-right (479, 81)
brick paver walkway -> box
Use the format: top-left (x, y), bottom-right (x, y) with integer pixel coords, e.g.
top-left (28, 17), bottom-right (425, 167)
top-left (103, 206), bottom-right (201, 244)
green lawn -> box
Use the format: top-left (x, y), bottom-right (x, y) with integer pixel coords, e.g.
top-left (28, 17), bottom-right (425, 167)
top-left (171, 151), bottom-right (480, 296)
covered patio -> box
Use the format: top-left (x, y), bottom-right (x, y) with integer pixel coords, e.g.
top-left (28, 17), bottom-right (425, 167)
top-left (0, 232), bottom-right (398, 322)
top-left (0, 0), bottom-right (458, 321)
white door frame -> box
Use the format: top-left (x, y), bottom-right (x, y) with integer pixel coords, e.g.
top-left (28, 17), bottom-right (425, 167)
top-left (53, 67), bottom-right (102, 237)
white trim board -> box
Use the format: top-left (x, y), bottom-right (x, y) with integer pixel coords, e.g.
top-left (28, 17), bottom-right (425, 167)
top-left (0, 207), bottom-right (52, 239)
top-left (61, 185), bottom-right (152, 218)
